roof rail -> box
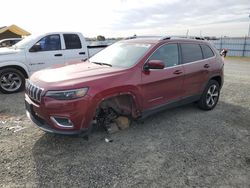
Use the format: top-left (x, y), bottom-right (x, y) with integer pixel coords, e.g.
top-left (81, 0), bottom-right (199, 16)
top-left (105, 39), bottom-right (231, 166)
top-left (124, 36), bottom-right (137, 40)
top-left (160, 36), bottom-right (171, 40)
top-left (189, 36), bottom-right (205, 40)
top-left (124, 35), bottom-right (163, 40)
top-left (124, 35), bottom-right (206, 41)
top-left (160, 35), bottom-right (206, 40)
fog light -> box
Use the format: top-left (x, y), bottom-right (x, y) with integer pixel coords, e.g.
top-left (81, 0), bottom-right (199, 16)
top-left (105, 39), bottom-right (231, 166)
top-left (50, 117), bottom-right (74, 128)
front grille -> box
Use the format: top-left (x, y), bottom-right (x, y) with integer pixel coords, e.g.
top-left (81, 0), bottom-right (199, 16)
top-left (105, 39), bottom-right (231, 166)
top-left (25, 80), bottom-right (44, 102)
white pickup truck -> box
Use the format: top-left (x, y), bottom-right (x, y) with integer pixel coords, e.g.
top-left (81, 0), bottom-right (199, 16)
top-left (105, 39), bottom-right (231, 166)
top-left (0, 32), bottom-right (106, 93)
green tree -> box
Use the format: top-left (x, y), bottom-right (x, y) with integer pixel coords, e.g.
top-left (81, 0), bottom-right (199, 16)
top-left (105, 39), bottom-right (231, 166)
top-left (97, 35), bottom-right (105, 41)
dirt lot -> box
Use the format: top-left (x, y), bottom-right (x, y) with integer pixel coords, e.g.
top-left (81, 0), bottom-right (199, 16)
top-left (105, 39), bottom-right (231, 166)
top-left (0, 57), bottom-right (250, 187)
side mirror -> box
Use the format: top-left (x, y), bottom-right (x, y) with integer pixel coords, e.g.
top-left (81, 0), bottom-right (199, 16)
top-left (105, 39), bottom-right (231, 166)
top-left (29, 44), bottom-right (41, 52)
top-left (144, 60), bottom-right (165, 70)
top-left (220, 49), bottom-right (228, 57)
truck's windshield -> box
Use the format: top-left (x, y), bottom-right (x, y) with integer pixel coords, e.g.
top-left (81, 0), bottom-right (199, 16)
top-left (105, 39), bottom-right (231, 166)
top-left (89, 42), bottom-right (152, 68)
top-left (14, 35), bottom-right (37, 49)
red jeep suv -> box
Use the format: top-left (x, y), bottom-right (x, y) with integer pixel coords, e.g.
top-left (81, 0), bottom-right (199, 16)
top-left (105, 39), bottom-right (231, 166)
top-left (25, 36), bottom-right (224, 135)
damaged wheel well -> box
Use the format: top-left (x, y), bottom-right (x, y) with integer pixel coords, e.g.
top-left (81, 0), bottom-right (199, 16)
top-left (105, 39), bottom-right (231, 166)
top-left (94, 94), bottom-right (136, 133)
top-left (97, 94), bottom-right (137, 117)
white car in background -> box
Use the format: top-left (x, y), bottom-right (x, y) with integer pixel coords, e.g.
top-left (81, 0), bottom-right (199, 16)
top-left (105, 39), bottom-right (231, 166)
top-left (0, 38), bottom-right (22, 48)
top-left (0, 32), bottom-right (107, 94)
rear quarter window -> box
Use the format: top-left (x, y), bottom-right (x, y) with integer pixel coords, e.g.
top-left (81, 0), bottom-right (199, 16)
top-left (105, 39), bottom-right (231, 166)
top-left (63, 34), bottom-right (82, 49)
top-left (180, 43), bottom-right (203, 64)
top-left (200, 44), bottom-right (214, 59)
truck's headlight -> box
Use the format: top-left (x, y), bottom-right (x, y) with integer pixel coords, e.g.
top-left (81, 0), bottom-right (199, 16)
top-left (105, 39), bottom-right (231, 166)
top-left (45, 88), bottom-right (88, 100)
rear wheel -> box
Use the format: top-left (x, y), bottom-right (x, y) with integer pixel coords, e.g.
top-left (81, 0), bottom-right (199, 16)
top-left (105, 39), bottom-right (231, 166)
top-left (198, 80), bottom-right (220, 110)
top-left (0, 68), bottom-right (25, 94)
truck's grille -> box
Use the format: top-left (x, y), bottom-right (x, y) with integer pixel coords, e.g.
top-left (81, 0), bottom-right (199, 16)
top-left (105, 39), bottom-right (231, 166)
top-left (25, 80), bottom-right (44, 102)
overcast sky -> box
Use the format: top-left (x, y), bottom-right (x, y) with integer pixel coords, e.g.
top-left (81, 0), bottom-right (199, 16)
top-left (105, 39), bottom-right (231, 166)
top-left (1, 0), bottom-right (250, 38)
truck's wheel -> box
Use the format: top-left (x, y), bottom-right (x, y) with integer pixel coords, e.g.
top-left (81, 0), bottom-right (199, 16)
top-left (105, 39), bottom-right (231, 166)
top-left (198, 80), bottom-right (220, 110)
top-left (0, 68), bottom-right (25, 94)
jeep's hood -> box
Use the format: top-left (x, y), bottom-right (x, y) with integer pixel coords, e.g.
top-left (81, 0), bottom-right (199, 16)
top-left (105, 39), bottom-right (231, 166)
top-left (31, 61), bottom-right (125, 88)
top-left (0, 47), bottom-right (20, 55)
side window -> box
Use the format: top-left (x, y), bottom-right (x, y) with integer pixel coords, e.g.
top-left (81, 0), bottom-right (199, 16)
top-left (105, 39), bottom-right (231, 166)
top-left (63, 34), bottom-right (82, 49)
top-left (180, 43), bottom-right (203, 64)
top-left (10, 40), bottom-right (17, 46)
top-left (34, 34), bottom-right (61, 51)
top-left (14, 40), bottom-right (21, 44)
top-left (149, 44), bottom-right (179, 67)
top-left (200, 44), bottom-right (214, 59)
top-left (2, 41), bottom-right (8, 47)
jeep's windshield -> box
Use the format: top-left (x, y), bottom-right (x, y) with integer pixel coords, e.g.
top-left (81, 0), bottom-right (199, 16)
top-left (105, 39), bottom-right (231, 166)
top-left (89, 42), bottom-right (152, 68)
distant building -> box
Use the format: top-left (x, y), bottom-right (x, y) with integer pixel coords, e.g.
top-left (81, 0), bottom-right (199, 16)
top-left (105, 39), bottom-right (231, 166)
top-left (0, 24), bottom-right (31, 40)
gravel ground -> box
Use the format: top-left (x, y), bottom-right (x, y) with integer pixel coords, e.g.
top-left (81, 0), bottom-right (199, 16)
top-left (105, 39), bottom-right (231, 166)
top-left (0, 57), bottom-right (250, 187)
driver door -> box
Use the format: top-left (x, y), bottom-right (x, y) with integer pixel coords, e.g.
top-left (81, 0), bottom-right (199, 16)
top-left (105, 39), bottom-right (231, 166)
top-left (26, 34), bottom-right (65, 73)
top-left (141, 43), bottom-right (184, 110)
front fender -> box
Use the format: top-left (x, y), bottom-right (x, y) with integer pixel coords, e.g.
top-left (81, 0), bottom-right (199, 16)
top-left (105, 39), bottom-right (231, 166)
top-left (92, 85), bottom-right (142, 108)
top-left (0, 61), bottom-right (30, 76)
top-left (83, 85), bottom-right (143, 122)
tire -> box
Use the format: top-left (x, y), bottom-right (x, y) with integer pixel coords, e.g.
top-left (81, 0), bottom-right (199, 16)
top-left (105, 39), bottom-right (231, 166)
top-left (198, 80), bottom-right (220, 110)
top-left (0, 68), bottom-right (25, 94)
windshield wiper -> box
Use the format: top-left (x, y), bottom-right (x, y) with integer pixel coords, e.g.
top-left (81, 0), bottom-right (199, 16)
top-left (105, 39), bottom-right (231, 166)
top-left (91, 62), bottom-right (112, 67)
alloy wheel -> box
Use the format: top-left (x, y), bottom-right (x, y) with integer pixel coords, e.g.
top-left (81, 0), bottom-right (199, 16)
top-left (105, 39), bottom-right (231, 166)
top-left (0, 72), bottom-right (22, 92)
top-left (206, 84), bottom-right (219, 108)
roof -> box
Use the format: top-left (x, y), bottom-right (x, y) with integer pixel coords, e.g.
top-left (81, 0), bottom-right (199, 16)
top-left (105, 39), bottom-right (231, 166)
top-left (0, 24), bottom-right (31, 36)
top-left (123, 35), bottom-right (207, 44)
top-left (125, 38), bottom-right (162, 44)
top-left (0, 38), bottom-right (22, 42)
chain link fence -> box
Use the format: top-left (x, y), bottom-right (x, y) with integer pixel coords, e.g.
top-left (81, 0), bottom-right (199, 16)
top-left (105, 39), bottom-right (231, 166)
top-left (209, 37), bottom-right (250, 57)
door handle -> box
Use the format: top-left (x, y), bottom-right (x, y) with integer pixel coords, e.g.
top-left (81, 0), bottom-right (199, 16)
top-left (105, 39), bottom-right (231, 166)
top-left (54, 54), bottom-right (63, 57)
top-left (173, 70), bottom-right (183, 75)
top-left (204, 64), bottom-right (210, 68)
top-left (79, 52), bottom-right (86, 55)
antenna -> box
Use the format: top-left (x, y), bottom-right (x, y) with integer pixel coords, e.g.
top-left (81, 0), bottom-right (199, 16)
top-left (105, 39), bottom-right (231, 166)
top-left (186, 29), bottom-right (189, 37)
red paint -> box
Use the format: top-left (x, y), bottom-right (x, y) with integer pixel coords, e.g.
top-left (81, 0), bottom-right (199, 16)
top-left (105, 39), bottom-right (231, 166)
top-left (25, 38), bottom-right (224, 134)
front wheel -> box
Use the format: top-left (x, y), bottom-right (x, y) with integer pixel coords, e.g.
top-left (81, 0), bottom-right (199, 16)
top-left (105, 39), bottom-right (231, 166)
top-left (198, 80), bottom-right (220, 110)
top-left (0, 68), bottom-right (25, 94)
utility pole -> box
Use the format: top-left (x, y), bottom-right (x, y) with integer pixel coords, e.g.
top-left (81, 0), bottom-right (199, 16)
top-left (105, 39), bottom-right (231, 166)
top-left (248, 14), bottom-right (250, 37)
top-left (186, 29), bottom-right (189, 37)
top-left (248, 24), bottom-right (250, 37)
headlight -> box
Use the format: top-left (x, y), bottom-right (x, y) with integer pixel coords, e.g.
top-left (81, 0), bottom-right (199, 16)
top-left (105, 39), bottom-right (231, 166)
top-left (45, 88), bottom-right (88, 100)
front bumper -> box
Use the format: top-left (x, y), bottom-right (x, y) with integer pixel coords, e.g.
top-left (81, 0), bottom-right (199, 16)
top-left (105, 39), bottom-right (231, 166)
top-left (26, 110), bottom-right (85, 135)
top-left (25, 94), bottom-right (94, 135)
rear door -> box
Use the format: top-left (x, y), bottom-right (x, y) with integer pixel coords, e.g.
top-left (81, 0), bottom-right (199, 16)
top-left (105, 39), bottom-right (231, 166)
top-left (141, 43), bottom-right (184, 110)
top-left (62, 34), bottom-right (88, 62)
top-left (180, 43), bottom-right (211, 97)
top-left (26, 34), bottom-right (64, 72)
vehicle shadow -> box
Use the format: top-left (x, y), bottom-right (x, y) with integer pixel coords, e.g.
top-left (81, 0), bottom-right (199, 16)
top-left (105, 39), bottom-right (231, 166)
top-left (32, 101), bottom-right (250, 187)
top-left (31, 128), bottom-right (108, 187)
